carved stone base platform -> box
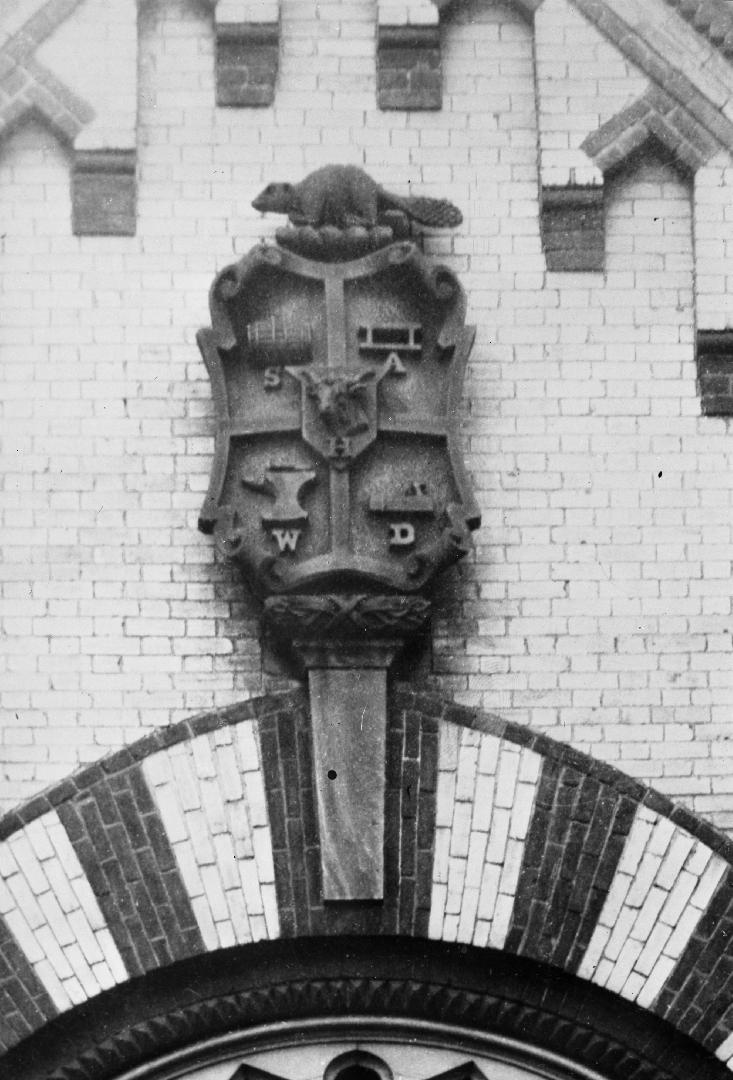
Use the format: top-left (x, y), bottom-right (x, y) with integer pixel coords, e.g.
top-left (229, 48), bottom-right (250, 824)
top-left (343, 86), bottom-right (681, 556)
top-left (274, 212), bottom-right (410, 261)
top-left (265, 594), bottom-right (430, 901)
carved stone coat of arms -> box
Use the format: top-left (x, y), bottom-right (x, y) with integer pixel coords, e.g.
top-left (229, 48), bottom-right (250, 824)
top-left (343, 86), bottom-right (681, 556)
top-left (197, 167), bottom-right (480, 901)
top-left (197, 239), bottom-right (479, 598)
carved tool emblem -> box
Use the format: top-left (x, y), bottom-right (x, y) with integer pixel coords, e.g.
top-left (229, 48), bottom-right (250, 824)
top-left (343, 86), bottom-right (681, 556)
top-left (197, 239), bottom-right (479, 596)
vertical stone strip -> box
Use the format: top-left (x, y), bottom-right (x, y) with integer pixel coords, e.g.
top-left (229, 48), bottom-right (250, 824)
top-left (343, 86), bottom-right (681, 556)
top-left (258, 697), bottom-right (440, 938)
top-left (0, 812), bottom-right (126, 1017)
top-left (428, 725), bottom-right (542, 947)
top-left (143, 722), bottom-right (279, 949)
top-left (505, 758), bottom-right (636, 969)
top-left (577, 806), bottom-right (727, 1009)
top-left (0, 915), bottom-right (57, 1054)
top-left (57, 766), bottom-right (204, 977)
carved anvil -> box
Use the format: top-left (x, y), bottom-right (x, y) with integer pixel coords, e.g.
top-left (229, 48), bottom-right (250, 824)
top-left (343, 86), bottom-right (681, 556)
top-left (198, 167), bottom-right (479, 901)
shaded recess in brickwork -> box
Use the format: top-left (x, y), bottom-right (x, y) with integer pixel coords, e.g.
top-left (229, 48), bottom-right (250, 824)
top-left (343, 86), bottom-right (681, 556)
top-left (581, 90), bottom-right (720, 177)
top-left (71, 150), bottom-right (136, 236)
top-left (662, 0), bottom-right (733, 57)
top-left (258, 696), bottom-right (438, 937)
top-left (0, 916), bottom-right (58, 1055)
top-left (377, 27), bottom-right (442, 111)
top-left (697, 330), bottom-right (733, 415)
top-left (541, 186), bottom-right (605, 272)
top-left (216, 23), bottom-right (279, 107)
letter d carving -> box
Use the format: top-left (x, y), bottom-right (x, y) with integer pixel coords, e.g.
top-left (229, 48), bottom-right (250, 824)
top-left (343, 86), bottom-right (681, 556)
top-left (389, 523), bottom-right (415, 547)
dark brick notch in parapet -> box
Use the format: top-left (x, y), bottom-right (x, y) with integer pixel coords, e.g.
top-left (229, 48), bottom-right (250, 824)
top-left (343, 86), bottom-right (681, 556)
top-left (541, 185), bottom-right (605, 272)
top-left (0, 916), bottom-right (58, 1055)
top-left (697, 330), bottom-right (733, 416)
top-left (216, 23), bottom-right (279, 107)
top-left (505, 757), bottom-right (636, 970)
top-left (257, 696), bottom-right (439, 937)
top-left (56, 766), bottom-right (205, 977)
top-left (377, 27), bottom-right (442, 111)
top-left (72, 150), bottom-right (136, 237)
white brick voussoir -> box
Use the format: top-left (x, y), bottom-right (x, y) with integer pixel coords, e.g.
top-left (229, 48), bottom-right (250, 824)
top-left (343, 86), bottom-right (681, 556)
top-left (143, 721), bottom-right (280, 952)
top-left (429, 722), bottom-right (542, 948)
top-left (578, 805), bottom-right (727, 1009)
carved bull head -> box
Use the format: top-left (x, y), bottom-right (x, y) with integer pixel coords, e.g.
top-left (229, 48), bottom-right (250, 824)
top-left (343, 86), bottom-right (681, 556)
top-left (299, 369), bottom-right (376, 437)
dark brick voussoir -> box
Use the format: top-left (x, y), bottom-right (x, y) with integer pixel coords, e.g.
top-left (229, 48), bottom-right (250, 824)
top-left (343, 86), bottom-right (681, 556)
top-left (0, 689), bottom-right (308, 843)
top-left (56, 766), bottom-right (205, 978)
top-left (394, 684), bottom-right (733, 865)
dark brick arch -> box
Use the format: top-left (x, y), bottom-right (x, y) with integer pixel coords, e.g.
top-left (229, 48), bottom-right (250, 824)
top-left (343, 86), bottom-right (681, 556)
top-left (2, 938), bottom-right (728, 1080)
top-left (1, 688), bottom-right (733, 1073)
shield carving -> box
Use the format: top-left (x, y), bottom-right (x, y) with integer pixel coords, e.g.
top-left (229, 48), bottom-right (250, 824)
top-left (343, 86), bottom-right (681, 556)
top-left (197, 241), bottom-right (480, 595)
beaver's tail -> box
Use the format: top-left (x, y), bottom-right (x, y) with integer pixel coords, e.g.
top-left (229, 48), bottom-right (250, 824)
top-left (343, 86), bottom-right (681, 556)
top-left (387, 192), bottom-right (463, 228)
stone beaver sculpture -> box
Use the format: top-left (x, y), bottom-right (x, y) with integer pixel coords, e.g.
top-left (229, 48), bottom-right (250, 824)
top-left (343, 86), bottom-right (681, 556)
top-left (252, 164), bottom-right (462, 230)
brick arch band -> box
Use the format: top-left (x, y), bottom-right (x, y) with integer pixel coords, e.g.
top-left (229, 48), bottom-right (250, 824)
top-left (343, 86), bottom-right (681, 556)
top-left (1, 689), bottom-right (733, 1078)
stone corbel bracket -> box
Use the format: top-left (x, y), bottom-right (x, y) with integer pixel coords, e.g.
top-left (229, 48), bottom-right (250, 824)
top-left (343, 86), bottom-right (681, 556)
top-left (214, 2), bottom-right (280, 107)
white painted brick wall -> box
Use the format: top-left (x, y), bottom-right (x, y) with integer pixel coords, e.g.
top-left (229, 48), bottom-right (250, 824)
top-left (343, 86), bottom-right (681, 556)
top-left (534, 0), bottom-right (647, 186)
top-left (378, 1), bottom-right (438, 26)
top-left (35, 0), bottom-right (137, 150)
top-left (1, 0), bottom-right (733, 839)
top-left (215, 2), bottom-right (280, 23)
top-left (694, 150), bottom-right (733, 329)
